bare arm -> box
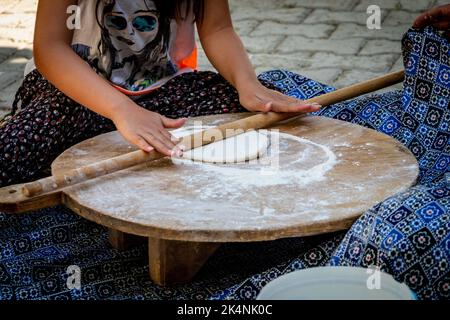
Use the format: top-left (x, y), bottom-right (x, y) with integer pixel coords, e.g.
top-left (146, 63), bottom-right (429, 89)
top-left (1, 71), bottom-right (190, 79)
top-left (34, 0), bottom-right (184, 155)
top-left (34, 0), bottom-right (129, 120)
top-left (197, 0), bottom-right (319, 113)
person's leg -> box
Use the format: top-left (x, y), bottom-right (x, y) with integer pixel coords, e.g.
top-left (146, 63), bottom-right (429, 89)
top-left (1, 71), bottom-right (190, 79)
top-left (327, 26), bottom-right (450, 299)
top-left (253, 28), bottom-right (450, 300)
top-left (0, 70), bottom-right (115, 187)
top-left (330, 175), bottom-right (450, 299)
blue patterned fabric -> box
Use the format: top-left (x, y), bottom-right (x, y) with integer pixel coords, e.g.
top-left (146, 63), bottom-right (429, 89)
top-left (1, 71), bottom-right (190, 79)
top-left (323, 28), bottom-right (450, 300)
top-left (329, 177), bottom-right (450, 300)
top-left (0, 206), bottom-right (342, 300)
top-left (1, 26), bottom-right (449, 300)
top-left (312, 27), bottom-right (449, 185)
top-left (0, 73), bottom-right (338, 300)
top-left (238, 26), bottom-right (449, 300)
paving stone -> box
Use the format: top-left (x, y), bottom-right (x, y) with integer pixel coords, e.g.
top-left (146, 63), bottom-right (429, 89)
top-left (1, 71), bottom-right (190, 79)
top-left (354, 0), bottom-right (434, 12)
top-left (359, 39), bottom-right (401, 55)
top-left (303, 9), bottom-right (387, 25)
top-left (333, 69), bottom-right (383, 88)
top-left (0, 13), bottom-right (36, 28)
top-left (0, 78), bottom-right (23, 112)
top-left (0, 78), bottom-right (21, 115)
top-left (252, 21), bottom-right (335, 38)
top-left (283, 0), bottom-right (359, 10)
top-left (278, 36), bottom-right (365, 55)
top-left (230, 0), bottom-right (358, 10)
top-left (383, 10), bottom-right (420, 26)
top-left (232, 7), bottom-right (310, 23)
top-left (0, 13), bottom-right (22, 28)
top-left (308, 52), bottom-right (398, 72)
top-left (1, 0), bottom-right (37, 13)
top-left (0, 37), bottom-right (31, 49)
top-left (0, 46), bottom-right (17, 63)
top-left (0, 70), bottom-right (22, 90)
top-left (251, 53), bottom-right (313, 71)
top-left (330, 23), bottom-right (412, 41)
top-left (233, 20), bottom-right (260, 36)
top-left (299, 68), bottom-right (342, 84)
top-left (14, 48), bottom-right (33, 59)
top-left (434, 0), bottom-right (450, 5)
top-left (229, 0), bottom-right (284, 9)
top-left (240, 36), bottom-right (285, 53)
top-left (0, 108), bottom-right (11, 118)
top-left (0, 55), bottom-right (29, 72)
top-left (0, 0), bottom-right (21, 14)
top-left (0, 27), bottom-right (34, 43)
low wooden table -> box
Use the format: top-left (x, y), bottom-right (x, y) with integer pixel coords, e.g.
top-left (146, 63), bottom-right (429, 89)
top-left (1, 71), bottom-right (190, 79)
top-left (2, 114), bottom-right (419, 285)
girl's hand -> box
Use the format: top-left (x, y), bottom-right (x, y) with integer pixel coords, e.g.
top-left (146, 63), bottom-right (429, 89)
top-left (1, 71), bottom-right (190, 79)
top-left (238, 82), bottom-right (321, 113)
top-left (112, 102), bottom-right (186, 156)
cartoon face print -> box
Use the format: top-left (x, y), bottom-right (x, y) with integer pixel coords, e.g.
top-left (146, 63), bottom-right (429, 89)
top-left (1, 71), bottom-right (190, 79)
top-left (104, 0), bottom-right (159, 53)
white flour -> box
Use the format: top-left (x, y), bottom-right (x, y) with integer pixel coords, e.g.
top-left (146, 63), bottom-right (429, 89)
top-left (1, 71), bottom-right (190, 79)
top-left (65, 122), bottom-right (419, 238)
top-left (171, 126), bottom-right (338, 201)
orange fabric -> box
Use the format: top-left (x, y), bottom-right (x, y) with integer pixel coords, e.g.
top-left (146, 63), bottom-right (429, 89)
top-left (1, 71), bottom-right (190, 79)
top-left (177, 46), bottom-right (198, 70)
top-left (111, 46), bottom-right (199, 96)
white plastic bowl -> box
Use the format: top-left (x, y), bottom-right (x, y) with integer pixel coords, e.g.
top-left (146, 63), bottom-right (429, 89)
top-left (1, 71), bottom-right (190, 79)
top-left (257, 266), bottom-right (416, 300)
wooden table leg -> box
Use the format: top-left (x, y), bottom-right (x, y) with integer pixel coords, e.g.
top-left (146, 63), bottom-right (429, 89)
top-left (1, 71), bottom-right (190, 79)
top-left (148, 237), bottom-right (220, 285)
top-left (108, 228), bottom-right (146, 250)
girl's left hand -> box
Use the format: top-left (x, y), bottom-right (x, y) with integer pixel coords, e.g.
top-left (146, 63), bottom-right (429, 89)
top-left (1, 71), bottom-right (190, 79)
top-left (238, 82), bottom-right (321, 113)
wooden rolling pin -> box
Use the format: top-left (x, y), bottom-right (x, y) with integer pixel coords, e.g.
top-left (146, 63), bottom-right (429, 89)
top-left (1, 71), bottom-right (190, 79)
top-left (22, 70), bottom-right (404, 197)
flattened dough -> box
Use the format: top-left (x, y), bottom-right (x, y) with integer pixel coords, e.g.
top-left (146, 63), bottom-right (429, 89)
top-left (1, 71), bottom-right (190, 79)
top-left (179, 130), bottom-right (269, 164)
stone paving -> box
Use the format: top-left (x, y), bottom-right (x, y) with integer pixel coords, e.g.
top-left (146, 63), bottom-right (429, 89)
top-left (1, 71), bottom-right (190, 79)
top-left (0, 0), bottom-right (447, 117)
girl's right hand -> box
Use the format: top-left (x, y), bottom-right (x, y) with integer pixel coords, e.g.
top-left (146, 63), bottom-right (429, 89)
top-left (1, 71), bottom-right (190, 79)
top-left (112, 103), bottom-right (186, 156)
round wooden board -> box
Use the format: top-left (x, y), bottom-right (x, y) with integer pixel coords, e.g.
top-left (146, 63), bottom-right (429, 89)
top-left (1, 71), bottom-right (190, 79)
top-left (52, 114), bottom-right (419, 242)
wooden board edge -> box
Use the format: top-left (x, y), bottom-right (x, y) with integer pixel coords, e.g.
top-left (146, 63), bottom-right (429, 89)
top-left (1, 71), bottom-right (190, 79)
top-left (0, 183), bottom-right (63, 213)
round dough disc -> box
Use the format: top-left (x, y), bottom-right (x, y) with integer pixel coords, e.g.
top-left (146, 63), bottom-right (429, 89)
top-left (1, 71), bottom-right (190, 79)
top-left (181, 130), bottom-right (269, 164)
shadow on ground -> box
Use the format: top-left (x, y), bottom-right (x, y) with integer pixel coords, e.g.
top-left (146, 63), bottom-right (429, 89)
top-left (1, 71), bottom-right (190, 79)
top-left (0, 46), bottom-right (32, 116)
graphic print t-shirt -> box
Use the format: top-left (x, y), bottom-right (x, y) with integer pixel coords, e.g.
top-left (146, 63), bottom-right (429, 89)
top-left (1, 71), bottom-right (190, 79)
top-left (72, 0), bottom-right (197, 95)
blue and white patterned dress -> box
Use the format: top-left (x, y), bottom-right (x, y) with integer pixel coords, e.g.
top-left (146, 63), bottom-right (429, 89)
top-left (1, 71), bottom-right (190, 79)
top-left (234, 26), bottom-right (450, 300)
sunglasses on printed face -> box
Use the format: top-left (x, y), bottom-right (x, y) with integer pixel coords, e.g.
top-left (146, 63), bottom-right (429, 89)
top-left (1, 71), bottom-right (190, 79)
top-left (105, 14), bottom-right (158, 32)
